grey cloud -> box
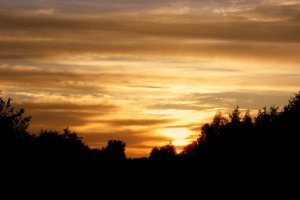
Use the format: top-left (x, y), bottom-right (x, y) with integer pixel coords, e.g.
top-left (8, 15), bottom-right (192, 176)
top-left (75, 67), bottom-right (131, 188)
top-left (147, 87), bottom-right (298, 112)
top-left (244, 4), bottom-right (300, 21)
top-left (186, 91), bottom-right (293, 110)
top-left (0, 0), bottom-right (270, 13)
top-left (0, 0), bottom-right (179, 13)
top-left (0, 9), bottom-right (300, 50)
top-left (1, 10), bottom-right (300, 62)
top-left (2, 0), bottom-right (298, 18)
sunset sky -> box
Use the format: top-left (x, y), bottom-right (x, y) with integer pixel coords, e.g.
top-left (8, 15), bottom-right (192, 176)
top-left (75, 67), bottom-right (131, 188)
top-left (1, 0), bottom-right (300, 157)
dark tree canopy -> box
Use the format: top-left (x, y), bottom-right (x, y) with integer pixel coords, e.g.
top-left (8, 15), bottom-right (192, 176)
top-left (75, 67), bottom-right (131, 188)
top-left (149, 143), bottom-right (177, 161)
top-left (102, 140), bottom-right (126, 161)
top-left (0, 95), bottom-right (127, 163)
top-left (177, 91), bottom-right (300, 164)
top-left (1, 91), bottom-right (300, 167)
top-left (0, 95), bottom-right (33, 160)
top-left (0, 96), bottom-right (31, 135)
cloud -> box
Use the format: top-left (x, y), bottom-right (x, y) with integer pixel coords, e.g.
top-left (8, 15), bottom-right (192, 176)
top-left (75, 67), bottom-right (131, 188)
top-left (16, 102), bottom-right (118, 131)
top-left (21, 102), bottom-right (117, 112)
top-left (0, 7), bottom-right (300, 62)
top-left (163, 123), bottom-right (202, 133)
top-left (0, 63), bottom-right (185, 96)
top-left (185, 91), bottom-right (293, 110)
top-left (0, 65), bottom-right (105, 93)
top-left (148, 102), bottom-right (213, 111)
top-left (98, 119), bottom-right (175, 127)
top-left (147, 90), bottom-right (295, 116)
top-left (242, 4), bottom-right (300, 21)
top-left (0, 0), bottom-right (177, 13)
top-left (1, 0), bottom-right (300, 157)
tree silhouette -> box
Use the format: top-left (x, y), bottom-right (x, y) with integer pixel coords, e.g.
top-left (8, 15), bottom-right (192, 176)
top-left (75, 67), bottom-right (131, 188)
top-left (229, 106), bottom-right (241, 125)
top-left (181, 141), bottom-right (200, 160)
top-left (0, 95), bottom-right (34, 161)
top-left (37, 128), bottom-right (89, 162)
top-left (1, 91), bottom-right (300, 168)
top-left (0, 96), bottom-right (31, 135)
top-left (176, 91), bottom-right (300, 164)
top-left (102, 140), bottom-right (126, 161)
top-left (242, 110), bottom-right (253, 126)
top-left (149, 143), bottom-right (176, 161)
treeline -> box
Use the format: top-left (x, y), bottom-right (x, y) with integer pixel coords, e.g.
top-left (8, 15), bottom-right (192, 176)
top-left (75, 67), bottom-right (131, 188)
top-left (150, 94), bottom-right (299, 166)
top-left (0, 97), bottom-right (126, 163)
top-left (1, 92), bottom-right (300, 165)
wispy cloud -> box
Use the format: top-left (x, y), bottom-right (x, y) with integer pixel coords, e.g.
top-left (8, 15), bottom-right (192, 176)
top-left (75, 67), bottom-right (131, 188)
top-left (1, 5), bottom-right (300, 61)
top-left (1, 0), bottom-right (299, 157)
top-left (98, 119), bottom-right (175, 127)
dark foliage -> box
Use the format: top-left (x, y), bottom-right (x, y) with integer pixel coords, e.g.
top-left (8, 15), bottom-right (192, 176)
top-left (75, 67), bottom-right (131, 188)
top-left (149, 143), bottom-right (177, 161)
top-left (1, 90), bottom-right (300, 197)
top-left (1, 91), bottom-right (300, 168)
top-left (102, 140), bottom-right (126, 161)
top-left (0, 95), bottom-right (33, 161)
top-left (0, 94), bottom-right (126, 164)
top-left (177, 92), bottom-right (300, 167)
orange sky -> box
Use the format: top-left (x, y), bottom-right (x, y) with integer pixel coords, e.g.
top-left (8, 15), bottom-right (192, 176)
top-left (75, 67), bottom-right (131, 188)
top-left (1, 0), bottom-right (300, 157)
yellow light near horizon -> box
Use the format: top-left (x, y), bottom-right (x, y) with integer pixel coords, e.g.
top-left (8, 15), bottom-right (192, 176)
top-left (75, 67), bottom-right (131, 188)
top-left (162, 128), bottom-right (194, 147)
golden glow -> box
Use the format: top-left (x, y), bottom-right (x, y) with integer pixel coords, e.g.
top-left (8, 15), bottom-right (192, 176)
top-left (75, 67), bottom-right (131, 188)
top-left (1, 0), bottom-right (300, 157)
top-left (162, 128), bottom-right (195, 146)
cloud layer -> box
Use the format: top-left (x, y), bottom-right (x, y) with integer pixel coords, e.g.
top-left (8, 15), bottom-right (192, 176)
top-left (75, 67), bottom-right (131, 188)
top-left (1, 0), bottom-right (300, 157)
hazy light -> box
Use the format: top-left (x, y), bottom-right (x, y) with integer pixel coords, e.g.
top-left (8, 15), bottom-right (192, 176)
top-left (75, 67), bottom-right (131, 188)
top-left (162, 128), bottom-right (194, 146)
top-left (1, 0), bottom-right (299, 157)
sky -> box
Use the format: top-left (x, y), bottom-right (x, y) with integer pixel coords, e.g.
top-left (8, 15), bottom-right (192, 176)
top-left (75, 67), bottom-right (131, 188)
top-left (1, 0), bottom-right (300, 157)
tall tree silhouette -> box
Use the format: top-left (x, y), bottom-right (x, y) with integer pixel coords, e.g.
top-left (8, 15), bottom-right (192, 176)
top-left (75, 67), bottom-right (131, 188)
top-left (0, 95), bottom-right (33, 161)
top-left (0, 96), bottom-right (31, 135)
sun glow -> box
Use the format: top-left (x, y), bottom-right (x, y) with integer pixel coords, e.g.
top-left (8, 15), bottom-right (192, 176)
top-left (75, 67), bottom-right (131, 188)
top-left (162, 128), bottom-right (195, 146)
top-left (2, 0), bottom-right (299, 158)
